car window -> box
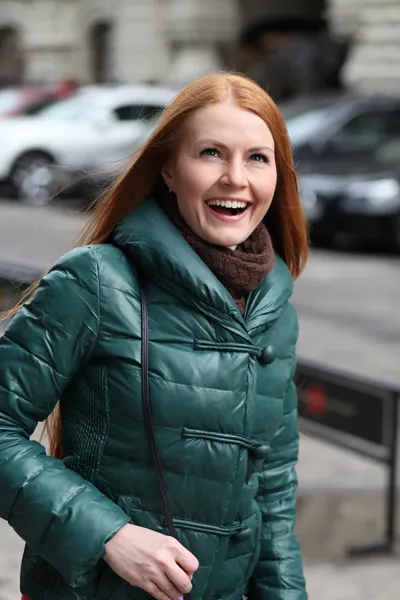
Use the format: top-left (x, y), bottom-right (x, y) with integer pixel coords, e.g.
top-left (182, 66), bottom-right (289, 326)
top-left (327, 111), bottom-right (390, 151)
top-left (113, 104), bottom-right (164, 121)
top-left (375, 111), bottom-right (400, 164)
top-left (285, 108), bottom-right (334, 145)
top-left (376, 137), bottom-right (400, 165)
top-left (385, 110), bottom-right (400, 135)
top-left (22, 100), bottom-right (57, 115)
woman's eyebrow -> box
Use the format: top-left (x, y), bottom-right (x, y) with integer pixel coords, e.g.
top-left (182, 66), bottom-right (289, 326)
top-left (195, 139), bottom-right (274, 153)
top-left (248, 145), bottom-right (275, 154)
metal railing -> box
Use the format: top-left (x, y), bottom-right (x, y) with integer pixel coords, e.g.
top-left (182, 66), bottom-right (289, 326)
top-left (296, 361), bottom-right (399, 555)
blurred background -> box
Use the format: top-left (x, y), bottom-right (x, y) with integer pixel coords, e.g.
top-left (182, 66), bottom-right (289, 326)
top-left (0, 1), bottom-right (400, 599)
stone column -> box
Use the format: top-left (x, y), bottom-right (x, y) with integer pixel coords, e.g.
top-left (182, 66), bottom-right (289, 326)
top-left (163, 0), bottom-right (239, 86)
top-left (329, 0), bottom-right (400, 95)
top-left (112, 0), bottom-right (170, 84)
top-left (327, 0), bottom-right (364, 37)
top-left (24, 0), bottom-right (78, 83)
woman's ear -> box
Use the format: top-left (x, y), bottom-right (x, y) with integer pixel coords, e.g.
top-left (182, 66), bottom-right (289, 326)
top-left (161, 162), bottom-right (174, 193)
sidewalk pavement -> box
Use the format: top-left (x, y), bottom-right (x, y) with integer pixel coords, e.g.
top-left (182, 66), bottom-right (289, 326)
top-left (297, 436), bottom-right (400, 599)
top-left (1, 435), bottom-right (399, 600)
top-left (0, 200), bottom-right (86, 274)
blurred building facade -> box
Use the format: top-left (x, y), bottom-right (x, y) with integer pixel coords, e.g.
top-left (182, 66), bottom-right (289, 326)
top-left (0, 0), bottom-right (399, 98)
top-left (0, 0), bottom-right (239, 87)
top-left (329, 0), bottom-right (400, 96)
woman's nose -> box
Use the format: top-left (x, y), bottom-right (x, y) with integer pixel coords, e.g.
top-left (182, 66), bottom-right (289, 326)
top-left (221, 160), bottom-right (247, 188)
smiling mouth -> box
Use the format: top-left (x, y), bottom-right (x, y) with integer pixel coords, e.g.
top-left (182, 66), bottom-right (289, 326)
top-left (206, 199), bottom-right (250, 217)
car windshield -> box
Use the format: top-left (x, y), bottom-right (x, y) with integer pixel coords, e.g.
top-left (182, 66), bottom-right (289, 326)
top-left (375, 138), bottom-right (400, 166)
top-left (284, 107), bottom-right (334, 145)
top-left (36, 94), bottom-right (97, 121)
top-left (0, 89), bottom-right (21, 115)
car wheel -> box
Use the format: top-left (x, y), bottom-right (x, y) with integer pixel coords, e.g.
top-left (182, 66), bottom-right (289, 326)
top-left (10, 151), bottom-right (58, 207)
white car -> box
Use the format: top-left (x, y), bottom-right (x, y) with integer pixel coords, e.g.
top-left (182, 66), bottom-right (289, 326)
top-left (0, 84), bottom-right (177, 205)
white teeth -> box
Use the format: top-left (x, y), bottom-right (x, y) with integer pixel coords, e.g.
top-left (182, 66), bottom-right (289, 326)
top-left (207, 199), bottom-right (248, 208)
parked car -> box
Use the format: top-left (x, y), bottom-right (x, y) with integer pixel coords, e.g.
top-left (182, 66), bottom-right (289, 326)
top-left (0, 84), bottom-right (177, 205)
top-left (279, 94), bottom-right (400, 248)
top-left (299, 139), bottom-right (400, 248)
top-left (0, 81), bottom-right (78, 118)
top-left (282, 93), bottom-right (400, 169)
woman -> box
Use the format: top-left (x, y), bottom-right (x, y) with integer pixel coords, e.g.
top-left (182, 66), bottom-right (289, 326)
top-left (0, 72), bottom-right (308, 600)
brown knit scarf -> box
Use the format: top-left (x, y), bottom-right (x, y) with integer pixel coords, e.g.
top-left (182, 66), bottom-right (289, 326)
top-left (158, 195), bottom-right (275, 314)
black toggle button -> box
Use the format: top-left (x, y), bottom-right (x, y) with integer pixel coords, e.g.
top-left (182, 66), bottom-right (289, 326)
top-left (233, 527), bottom-right (252, 542)
top-left (260, 345), bottom-right (276, 365)
top-left (250, 444), bottom-right (269, 460)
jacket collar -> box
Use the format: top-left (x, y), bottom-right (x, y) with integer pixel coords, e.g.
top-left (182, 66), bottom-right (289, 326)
top-left (112, 197), bottom-right (293, 332)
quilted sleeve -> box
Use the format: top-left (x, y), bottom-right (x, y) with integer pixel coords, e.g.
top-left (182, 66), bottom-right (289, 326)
top-left (0, 247), bottom-right (130, 588)
top-left (248, 360), bottom-right (307, 600)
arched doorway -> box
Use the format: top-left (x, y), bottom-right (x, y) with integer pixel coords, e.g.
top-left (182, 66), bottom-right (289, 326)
top-left (0, 26), bottom-right (24, 87)
top-left (236, 0), bottom-right (348, 101)
top-left (89, 21), bottom-right (112, 83)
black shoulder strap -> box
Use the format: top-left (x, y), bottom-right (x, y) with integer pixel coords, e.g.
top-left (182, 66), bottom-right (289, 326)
top-left (139, 274), bottom-right (177, 539)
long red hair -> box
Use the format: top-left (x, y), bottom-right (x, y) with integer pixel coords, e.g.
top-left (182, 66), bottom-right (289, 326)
top-left (5, 72), bottom-right (308, 458)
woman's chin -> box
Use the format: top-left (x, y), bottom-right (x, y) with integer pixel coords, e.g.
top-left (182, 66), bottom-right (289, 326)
top-left (194, 219), bottom-right (251, 248)
top-left (206, 233), bottom-right (248, 249)
top-left (215, 227), bottom-right (250, 248)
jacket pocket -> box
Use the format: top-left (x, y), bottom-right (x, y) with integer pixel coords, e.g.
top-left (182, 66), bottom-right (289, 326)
top-left (182, 428), bottom-right (263, 450)
top-left (173, 517), bottom-right (244, 537)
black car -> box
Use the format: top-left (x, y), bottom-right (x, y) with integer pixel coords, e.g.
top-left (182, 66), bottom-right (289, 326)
top-left (280, 94), bottom-right (400, 248)
top-left (299, 141), bottom-right (400, 248)
top-left (282, 93), bottom-right (400, 167)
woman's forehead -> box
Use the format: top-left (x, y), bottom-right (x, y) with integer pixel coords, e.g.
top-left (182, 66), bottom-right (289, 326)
top-left (182, 102), bottom-right (274, 148)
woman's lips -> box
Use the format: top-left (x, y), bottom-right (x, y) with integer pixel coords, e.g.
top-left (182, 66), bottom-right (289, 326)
top-left (205, 203), bottom-right (251, 222)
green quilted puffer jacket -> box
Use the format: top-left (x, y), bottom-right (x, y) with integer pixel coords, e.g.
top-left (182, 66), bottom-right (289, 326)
top-left (0, 197), bottom-right (307, 600)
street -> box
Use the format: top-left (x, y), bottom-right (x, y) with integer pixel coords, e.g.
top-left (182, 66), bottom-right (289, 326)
top-left (294, 249), bottom-right (400, 385)
top-left (0, 200), bottom-right (399, 599)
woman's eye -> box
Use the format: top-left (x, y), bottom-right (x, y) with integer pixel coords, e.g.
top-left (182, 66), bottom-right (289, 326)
top-left (250, 153), bottom-right (268, 163)
top-left (201, 147), bottom-right (220, 158)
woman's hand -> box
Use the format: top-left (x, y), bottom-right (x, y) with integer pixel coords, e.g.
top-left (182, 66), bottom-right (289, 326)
top-left (104, 523), bottom-right (199, 600)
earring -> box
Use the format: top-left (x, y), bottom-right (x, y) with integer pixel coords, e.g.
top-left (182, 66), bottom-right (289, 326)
top-left (169, 187), bottom-right (173, 193)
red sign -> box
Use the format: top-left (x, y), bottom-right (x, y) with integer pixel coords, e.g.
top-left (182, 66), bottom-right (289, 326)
top-left (305, 384), bottom-right (328, 416)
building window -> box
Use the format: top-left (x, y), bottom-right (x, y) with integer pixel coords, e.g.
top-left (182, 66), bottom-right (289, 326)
top-left (0, 27), bottom-right (24, 87)
top-left (89, 21), bottom-right (112, 83)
